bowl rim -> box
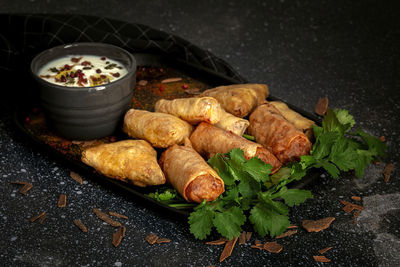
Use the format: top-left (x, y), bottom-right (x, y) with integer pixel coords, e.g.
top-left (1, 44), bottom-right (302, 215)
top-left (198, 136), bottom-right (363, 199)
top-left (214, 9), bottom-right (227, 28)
top-left (30, 42), bottom-right (136, 91)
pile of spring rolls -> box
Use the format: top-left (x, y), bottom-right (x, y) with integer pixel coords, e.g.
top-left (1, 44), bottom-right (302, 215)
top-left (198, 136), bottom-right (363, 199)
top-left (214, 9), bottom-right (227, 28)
top-left (81, 84), bottom-right (315, 203)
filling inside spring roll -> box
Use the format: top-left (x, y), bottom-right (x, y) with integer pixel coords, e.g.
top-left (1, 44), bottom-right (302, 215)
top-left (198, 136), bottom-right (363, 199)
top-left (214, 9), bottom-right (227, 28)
top-left (123, 109), bottom-right (193, 148)
top-left (190, 122), bottom-right (282, 174)
top-left (154, 97), bottom-right (221, 124)
top-left (199, 84), bottom-right (269, 117)
top-left (248, 103), bottom-right (312, 164)
top-left (159, 140), bottom-right (224, 203)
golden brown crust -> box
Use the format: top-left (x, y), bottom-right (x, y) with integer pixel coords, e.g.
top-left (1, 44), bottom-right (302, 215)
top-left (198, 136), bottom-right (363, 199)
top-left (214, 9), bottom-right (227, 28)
top-left (81, 140), bottom-right (165, 187)
top-left (123, 109), bottom-right (193, 148)
top-left (190, 122), bottom-right (281, 173)
top-left (248, 103), bottom-right (312, 164)
top-left (214, 109), bottom-right (250, 136)
top-left (154, 97), bottom-right (221, 124)
top-left (199, 84), bottom-right (268, 117)
top-left (269, 101), bottom-right (315, 132)
top-left (160, 143), bottom-right (224, 203)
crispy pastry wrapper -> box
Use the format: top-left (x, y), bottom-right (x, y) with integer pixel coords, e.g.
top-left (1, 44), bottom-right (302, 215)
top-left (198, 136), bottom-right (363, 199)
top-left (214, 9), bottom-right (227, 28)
top-left (82, 140), bottom-right (165, 187)
top-left (248, 103), bottom-right (312, 164)
top-left (214, 109), bottom-right (250, 136)
top-left (123, 109), bottom-right (193, 148)
top-left (199, 84), bottom-right (268, 117)
top-left (190, 122), bottom-right (282, 173)
top-left (159, 140), bottom-right (224, 203)
top-left (270, 101), bottom-right (315, 139)
top-left (154, 97), bottom-right (221, 124)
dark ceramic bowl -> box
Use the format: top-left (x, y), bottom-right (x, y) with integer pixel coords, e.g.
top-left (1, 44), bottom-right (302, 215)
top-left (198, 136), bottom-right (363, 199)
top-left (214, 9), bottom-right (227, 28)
top-left (31, 42), bottom-right (136, 140)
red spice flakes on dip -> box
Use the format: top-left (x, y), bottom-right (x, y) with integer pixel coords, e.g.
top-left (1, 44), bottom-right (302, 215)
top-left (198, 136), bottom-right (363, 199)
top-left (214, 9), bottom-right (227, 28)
top-left (38, 55), bottom-right (127, 87)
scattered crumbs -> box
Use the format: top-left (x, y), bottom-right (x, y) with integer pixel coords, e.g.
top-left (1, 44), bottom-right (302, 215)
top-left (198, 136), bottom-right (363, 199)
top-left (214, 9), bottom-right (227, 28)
top-left (245, 231), bottom-right (252, 242)
top-left (219, 237), bottom-right (238, 262)
top-left (318, 247), bottom-right (333, 254)
top-left (287, 225), bottom-right (298, 229)
top-left (263, 241), bottom-right (283, 253)
top-left (205, 237), bottom-right (227, 246)
top-left (275, 230), bottom-right (297, 239)
top-left (251, 239), bottom-right (263, 250)
top-left (161, 77), bottom-right (182, 83)
top-left (11, 181), bottom-right (33, 195)
top-left (145, 233), bottom-right (159, 245)
top-left (238, 231), bottom-right (247, 245)
top-left (57, 194), bottom-right (67, 208)
top-left (73, 219), bottom-right (88, 232)
top-left (302, 217), bottom-right (335, 232)
top-left (313, 255), bottom-right (331, 263)
top-left (156, 238), bottom-right (171, 244)
top-left (70, 171), bottom-right (83, 184)
top-left (383, 163), bottom-right (394, 183)
top-left (30, 211), bottom-right (46, 223)
top-left (351, 196), bottom-right (361, 202)
top-left (340, 200), bottom-right (364, 213)
top-left (112, 226), bottom-right (126, 247)
top-left (379, 136), bottom-right (386, 142)
top-left (109, 211), bottom-right (128, 219)
top-left (138, 80), bottom-right (148, 86)
top-left (93, 208), bottom-right (121, 227)
top-left (353, 210), bottom-right (361, 224)
top-left (37, 214), bottom-right (47, 224)
top-left (315, 97), bottom-right (329, 115)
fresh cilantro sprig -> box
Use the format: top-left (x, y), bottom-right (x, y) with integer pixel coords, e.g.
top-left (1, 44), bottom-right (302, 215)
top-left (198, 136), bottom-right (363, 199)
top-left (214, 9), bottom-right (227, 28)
top-left (147, 186), bottom-right (196, 209)
top-left (188, 149), bottom-right (313, 240)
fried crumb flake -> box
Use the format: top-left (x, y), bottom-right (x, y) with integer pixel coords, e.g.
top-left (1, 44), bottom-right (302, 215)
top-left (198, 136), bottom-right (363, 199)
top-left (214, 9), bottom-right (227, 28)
top-left (11, 181), bottom-right (33, 195)
top-left (112, 226), bottom-right (126, 247)
top-left (205, 238), bottom-right (227, 245)
top-left (383, 163), bottom-right (394, 183)
top-left (315, 97), bottom-right (329, 116)
top-left (30, 211), bottom-right (46, 223)
top-left (93, 208), bottom-right (121, 227)
top-left (275, 230), bottom-right (298, 239)
top-left (245, 231), bottom-right (252, 242)
top-left (161, 77), bottom-right (182, 83)
top-left (58, 194), bottom-right (67, 208)
top-left (73, 219), bottom-right (88, 232)
top-left (219, 237), bottom-right (238, 262)
top-left (145, 233), bottom-right (159, 245)
top-left (313, 255), bottom-right (331, 262)
top-left (353, 210), bottom-right (361, 224)
top-left (238, 231), bottom-right (247, 245)
top-left (318, 247), bottom-right (333, 254)
top-left (340, 200), bottom-right (364, 213)
top-left (70, 171), bottom-right (83, 184)
top-left (302, 217), bottom-right (335, 232)
top-left (263, 241), bottom-right (283, 253)
top-left (108, 211), bottom-right (128, 219)
top-left (156, 238), bottom-right (171, 244)
top-left (351, 196), bottom-right (361, 202)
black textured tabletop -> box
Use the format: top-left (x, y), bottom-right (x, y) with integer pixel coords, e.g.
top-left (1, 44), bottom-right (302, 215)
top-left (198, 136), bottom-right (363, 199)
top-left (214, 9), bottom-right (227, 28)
top-left (0, 1), bottom-right (399, 266)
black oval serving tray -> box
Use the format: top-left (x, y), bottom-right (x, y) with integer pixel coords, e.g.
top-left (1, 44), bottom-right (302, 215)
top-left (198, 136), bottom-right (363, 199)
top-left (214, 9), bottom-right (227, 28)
top-left (13, 53), bottom-right (321, 219)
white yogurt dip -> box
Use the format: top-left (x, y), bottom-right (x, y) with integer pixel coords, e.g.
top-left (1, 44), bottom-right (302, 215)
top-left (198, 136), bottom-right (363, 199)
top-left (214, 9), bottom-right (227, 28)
top-left (38, 55), bottom-right (128, 87)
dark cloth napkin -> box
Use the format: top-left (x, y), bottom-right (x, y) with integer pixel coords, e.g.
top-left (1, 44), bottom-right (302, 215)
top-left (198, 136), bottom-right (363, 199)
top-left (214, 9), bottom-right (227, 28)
top-left (0, 14), bottom-right (245, 82)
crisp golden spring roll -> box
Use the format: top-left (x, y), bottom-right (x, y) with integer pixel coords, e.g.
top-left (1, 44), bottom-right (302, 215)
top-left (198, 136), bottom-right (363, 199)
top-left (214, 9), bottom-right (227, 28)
top-left (82, 140), bottom-right (165, 187)
top-left (214, 109), bottom-right (250, 136)
top-left (190, 122), bottom-right (282, 174)
top-left (159, 140), bottom-right (224, 203)
top-left (123, 109), bottom-right (193, 148)
top-left (270, 101), bottom-right (315, 132)
top-left (199, 84), bottom-right (268, 117)
top-left (248, 103), bottom-right (312, 164)
top-left (154, 97), bottom-right (221, 124)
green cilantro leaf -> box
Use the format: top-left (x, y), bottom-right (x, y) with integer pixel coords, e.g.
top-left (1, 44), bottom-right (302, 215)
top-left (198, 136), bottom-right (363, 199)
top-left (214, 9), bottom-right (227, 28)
top-left (188, 204), bottom-right (215, 240)
top-left (279, 188), bottom-right (314, 207)
top-left (213, 206), bottom-right (246, 240)
top-left (355, 129), bottom-right (386, 157)
top-left (242, 156), bottom-right (272, 183)
top-left (312, 131), bottom-right (339, 159)
top-left (249, 202), bottom-right (290, 237)
top-left (238, 174), bottom-right (261, 199)
top-left (334, 108), bottom-right (355, 130)
top-left (208, 153), bottom-right (235, 185)
top-left (329, 139), bottom-right (358, 171)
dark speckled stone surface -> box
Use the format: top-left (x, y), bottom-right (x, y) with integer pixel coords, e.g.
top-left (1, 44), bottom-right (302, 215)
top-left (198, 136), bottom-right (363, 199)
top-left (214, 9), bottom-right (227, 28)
top-left (1, 1), bottom-right (399, 266)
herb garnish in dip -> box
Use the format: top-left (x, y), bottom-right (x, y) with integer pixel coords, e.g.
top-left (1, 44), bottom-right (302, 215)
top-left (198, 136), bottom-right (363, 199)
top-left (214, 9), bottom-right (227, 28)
top-left (39, 55), bottom-right (128, 87)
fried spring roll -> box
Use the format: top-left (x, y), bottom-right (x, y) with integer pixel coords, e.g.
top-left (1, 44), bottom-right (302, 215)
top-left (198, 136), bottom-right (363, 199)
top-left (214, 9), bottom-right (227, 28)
top-left (123, 109), bottom-right (193, 148)
top-left (82, 140), bottom-right (165, 187)
top-left (190, 122), bottom-right (282, 174)
top-left (159, 140), bottom-right (224, 203)
top-left (199, 84), bottom-right (268, 117)
top-left (248, 103), bottom-right (312, 164)
top-left (270, 101), bottom-right (315, 138)
top-left (154, 97), bottom-right (221, 124)
top-left (214, 109), bottom-right (250, 136)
